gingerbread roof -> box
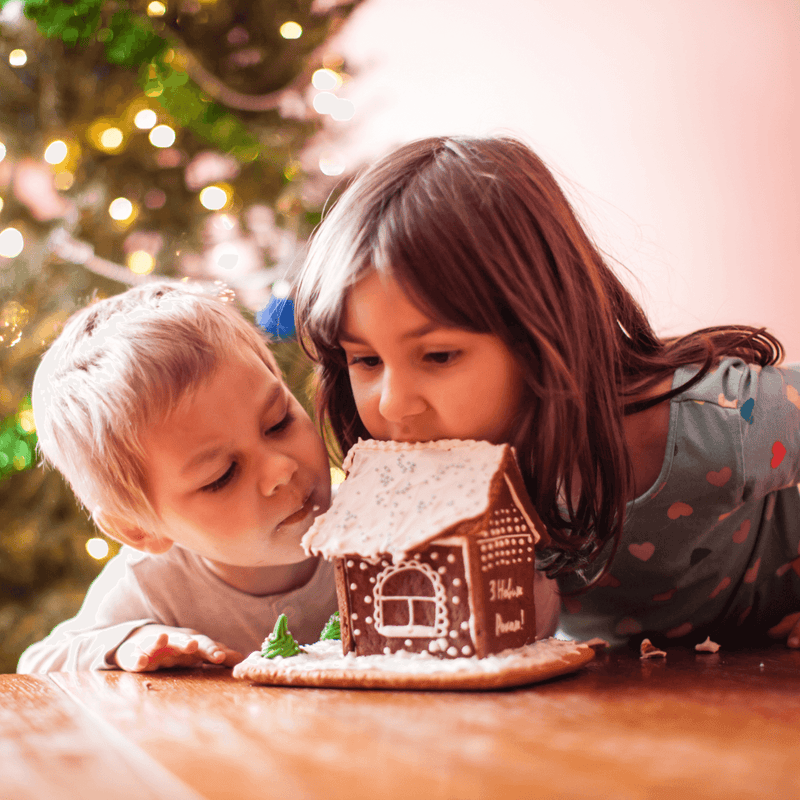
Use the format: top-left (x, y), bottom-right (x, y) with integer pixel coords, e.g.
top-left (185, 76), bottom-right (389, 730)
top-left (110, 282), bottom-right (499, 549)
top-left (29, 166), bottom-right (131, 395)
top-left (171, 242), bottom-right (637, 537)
top-left (302, 439), bottom-right (530, 563)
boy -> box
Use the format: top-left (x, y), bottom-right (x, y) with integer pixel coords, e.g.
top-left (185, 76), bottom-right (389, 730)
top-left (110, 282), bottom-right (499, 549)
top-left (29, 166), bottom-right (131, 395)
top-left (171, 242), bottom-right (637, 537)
top-left (17, 281), bottom-right (337, 672)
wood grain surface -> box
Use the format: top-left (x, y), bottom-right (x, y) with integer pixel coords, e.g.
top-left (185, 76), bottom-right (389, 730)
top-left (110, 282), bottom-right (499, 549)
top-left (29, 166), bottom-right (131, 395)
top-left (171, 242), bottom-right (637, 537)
top-left (0, 674), bottom-right (203, 800)
top-left (5, 645), bottom-right (799, 800)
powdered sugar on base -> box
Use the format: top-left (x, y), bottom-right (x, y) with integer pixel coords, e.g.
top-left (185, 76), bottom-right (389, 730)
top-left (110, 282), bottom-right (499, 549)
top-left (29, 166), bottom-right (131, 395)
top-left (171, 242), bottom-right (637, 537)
top-left (239, 637), bottom-right (590, 677)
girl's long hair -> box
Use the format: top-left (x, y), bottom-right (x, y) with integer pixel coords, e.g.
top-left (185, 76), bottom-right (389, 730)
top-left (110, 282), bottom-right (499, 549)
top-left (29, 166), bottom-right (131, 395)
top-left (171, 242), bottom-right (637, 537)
top-left (295, 135), bottom-right (783, 581)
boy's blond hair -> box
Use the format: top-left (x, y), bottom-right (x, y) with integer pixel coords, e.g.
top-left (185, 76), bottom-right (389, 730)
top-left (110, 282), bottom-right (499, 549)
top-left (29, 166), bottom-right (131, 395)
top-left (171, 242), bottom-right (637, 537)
top-left (32, 281), bottom-right (279, 541)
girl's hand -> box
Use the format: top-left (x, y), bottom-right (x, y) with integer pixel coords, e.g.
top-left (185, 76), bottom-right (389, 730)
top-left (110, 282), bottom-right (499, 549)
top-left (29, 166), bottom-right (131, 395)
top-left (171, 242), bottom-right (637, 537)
top-left (114, 625), bottom-right (243, 672)
top-left (767, 612), bottom-right (800, 648)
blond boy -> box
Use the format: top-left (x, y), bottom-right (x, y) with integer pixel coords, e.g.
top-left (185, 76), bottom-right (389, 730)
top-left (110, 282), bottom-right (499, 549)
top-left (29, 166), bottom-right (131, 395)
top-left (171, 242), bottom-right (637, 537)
top-left (17, 281), bottom-right (336, 672)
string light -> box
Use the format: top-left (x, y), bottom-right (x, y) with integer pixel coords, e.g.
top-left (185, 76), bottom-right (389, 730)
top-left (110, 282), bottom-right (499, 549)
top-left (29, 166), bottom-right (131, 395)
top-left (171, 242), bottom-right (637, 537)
top-left (85, 537), bottom-right (110, 560)
top-left (199, 185), bottom-right (230, 211)
top-left (8, 49), bottom-right (26, 67)
top-left (127, 250), bottom-right (156, 275)
top-left (312, 91), bottom-right (337, 115)
top-left (134, 109), bottom-right (157, 129)
top-left (17, 409), bottom-right (34, 433)
top-left (280, 21), bottom-right (302, 39)
top-left (108, 197), bottom-right (134, 221)
top-left (0, 227), bottom-right (24, 258)
top-left (149, 124), bottom-right (176, 148)
top-left (318, 154), bottom-right (345, 176)
top-left (331, 98), bottom-right (355, 121)
top-left (272, 279), bottom-right (291, 299)
top-left (44, 140), bottom-right (69, 165)
top-left (312, 68), bottom-right (341, 91)
top-left (54, 172), bottom-right (74, 191)
top-left (0, 300), bottom-right (28, 346)
top-left (99, 127), bottom-right (124, 150)
top-left (146, 1), bottom-right (166, 16)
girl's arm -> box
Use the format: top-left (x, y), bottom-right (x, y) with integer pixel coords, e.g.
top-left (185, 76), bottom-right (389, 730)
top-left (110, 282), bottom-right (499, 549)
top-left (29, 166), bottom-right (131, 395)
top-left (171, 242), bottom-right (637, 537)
top-left (741, 363), bottom-right (800, 647)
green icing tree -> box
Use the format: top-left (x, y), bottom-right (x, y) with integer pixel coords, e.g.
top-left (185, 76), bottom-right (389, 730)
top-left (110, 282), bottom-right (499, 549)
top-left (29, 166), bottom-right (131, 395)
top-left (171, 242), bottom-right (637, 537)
top-left (261, 613), bottom-right (303, 659)
top-left (319, 611), bottom-right (340, 640)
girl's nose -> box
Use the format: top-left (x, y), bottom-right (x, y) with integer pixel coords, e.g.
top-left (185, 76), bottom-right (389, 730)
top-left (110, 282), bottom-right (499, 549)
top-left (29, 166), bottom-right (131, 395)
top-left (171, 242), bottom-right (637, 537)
top-left (258, 451), bottom-right (298, 498)
top-left (378, 368), bottom-right (427, 422)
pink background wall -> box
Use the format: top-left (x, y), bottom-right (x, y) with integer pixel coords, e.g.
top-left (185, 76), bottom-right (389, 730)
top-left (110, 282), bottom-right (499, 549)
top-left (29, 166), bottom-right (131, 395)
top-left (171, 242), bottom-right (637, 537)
top-left (323, 0), bottom-right (800, 359)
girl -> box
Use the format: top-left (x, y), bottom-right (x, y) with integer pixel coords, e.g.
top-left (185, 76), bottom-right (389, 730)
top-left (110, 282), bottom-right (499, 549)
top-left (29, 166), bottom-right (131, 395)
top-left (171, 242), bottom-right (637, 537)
top-left (295, 135), bottom-right (800, 649)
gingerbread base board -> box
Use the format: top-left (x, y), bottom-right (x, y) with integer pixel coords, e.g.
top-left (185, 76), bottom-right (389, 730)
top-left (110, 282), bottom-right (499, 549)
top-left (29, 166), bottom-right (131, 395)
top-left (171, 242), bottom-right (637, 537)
top-left (232, 637), bottom-right (594, 691)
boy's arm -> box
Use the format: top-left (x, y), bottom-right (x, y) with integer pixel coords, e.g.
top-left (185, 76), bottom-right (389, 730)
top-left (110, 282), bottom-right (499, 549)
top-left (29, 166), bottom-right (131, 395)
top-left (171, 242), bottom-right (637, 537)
top-left (17, 547), bottom-right (244, 673)
top-left (17, 548), bottom-right (239, 672)
top-left (16, 549), bottom-right (161, 672)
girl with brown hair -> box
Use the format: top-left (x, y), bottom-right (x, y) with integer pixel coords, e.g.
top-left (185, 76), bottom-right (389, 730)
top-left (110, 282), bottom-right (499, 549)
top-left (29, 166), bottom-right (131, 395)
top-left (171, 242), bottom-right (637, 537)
top-left (295, 135), bottom-right (800, 649)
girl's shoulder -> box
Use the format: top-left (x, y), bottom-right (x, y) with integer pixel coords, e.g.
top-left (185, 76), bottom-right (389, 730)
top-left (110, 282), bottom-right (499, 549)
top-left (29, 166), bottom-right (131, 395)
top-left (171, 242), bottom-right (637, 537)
top-left (629, 357), bottom-right (800, 507)
top-left (672, 357), bottom-right (800, 408)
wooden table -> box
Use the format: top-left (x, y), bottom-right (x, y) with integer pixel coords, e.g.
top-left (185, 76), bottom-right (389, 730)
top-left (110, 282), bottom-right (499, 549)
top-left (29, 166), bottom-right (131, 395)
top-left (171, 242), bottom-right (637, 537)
top-left (2, 644), bottom-right (799, 800)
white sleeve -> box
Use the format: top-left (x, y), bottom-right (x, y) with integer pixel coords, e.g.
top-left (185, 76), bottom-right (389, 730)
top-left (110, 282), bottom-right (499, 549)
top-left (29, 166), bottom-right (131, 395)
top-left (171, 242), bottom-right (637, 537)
top-left (533, 569), bottom-right (560, 639)
top-left (16, 549), bottom-right (160, 673)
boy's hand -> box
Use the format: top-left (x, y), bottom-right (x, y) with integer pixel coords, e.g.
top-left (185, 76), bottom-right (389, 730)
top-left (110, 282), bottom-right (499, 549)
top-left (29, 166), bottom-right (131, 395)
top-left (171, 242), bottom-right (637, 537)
top-left (114, 625), bottom-right (243, 672)
top-left (767, 612), bottom-right (800, 648)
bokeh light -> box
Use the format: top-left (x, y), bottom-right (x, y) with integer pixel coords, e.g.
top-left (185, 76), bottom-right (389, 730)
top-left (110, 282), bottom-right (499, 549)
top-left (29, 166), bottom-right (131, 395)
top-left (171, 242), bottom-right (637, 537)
top-left (312, 68), bottom-right (342, 91)
top-left (331, 98), bottom-right (356, 121)
top-left (54, 172), bottom-right (74, 191)
top-left (108, 197), bottom-right (134, 221)
top-left (127, 250), bottom-right (156, 275)
top-left (44, 140), bottom-right (68, 165)
top-left (149, 124), bottom-right (176, 148)
top-left (319, 154), bottom-right (345, 176)
top-left (0, 228), bottom-right (24, 258)
top-left (8, 49), bottom-right (26, 67)
top-left (134, 109), bottom-right (158, 129)
top-left (99, 127), bottom-right (124, 150)
top-left (199, 185), bottom-right (230, 211)
top-left (17, 409), bottom-right (34, 433)
top-left (86, 538), bottom-right (110, 560)
top-left (312, 91), bottom-right (338, 115)
top-left (280, 21), bottom-right (302, 39)
top-left (272, 279), bottom-right (292, 299)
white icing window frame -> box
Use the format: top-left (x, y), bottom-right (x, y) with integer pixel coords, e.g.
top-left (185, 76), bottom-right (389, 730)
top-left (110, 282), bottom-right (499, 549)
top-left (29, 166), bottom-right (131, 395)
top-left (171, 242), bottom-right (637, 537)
top-left (372, 560), bottom-right (449, 639)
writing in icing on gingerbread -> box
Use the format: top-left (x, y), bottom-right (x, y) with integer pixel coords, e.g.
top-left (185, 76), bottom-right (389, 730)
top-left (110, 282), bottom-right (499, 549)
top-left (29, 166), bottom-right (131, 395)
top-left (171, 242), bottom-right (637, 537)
top-left (490, 577), bottom-right (525, 601)
top-left (496, 609), bottom-right (525, 636)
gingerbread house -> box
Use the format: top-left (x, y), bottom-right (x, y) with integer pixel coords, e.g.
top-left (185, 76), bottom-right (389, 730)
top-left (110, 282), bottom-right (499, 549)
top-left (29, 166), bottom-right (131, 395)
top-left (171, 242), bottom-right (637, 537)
top-left (302, 439), bottom-right (550, 659)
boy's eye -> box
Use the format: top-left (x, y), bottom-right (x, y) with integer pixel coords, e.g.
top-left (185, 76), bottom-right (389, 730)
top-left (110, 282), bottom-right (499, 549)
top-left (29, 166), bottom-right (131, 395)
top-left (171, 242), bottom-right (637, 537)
top-left (266, 411), bottom-right (294, 435)
top-left (201, 461), bottom-right (237, 493)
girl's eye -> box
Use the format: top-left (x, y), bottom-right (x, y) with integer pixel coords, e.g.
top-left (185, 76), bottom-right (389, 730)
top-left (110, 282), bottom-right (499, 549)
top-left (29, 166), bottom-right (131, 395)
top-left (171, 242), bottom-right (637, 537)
top-left (348, 355), bottom-right (382, 369)
top-left (201, 461), bottom-right (238, 493)
top-left (266, 411), bottom-right (294, 435)
top-left (425, 350), bottom-right (460, 365)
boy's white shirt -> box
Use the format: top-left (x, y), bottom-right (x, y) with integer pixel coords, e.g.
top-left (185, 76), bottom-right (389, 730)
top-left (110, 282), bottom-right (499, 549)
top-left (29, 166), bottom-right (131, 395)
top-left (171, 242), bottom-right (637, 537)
top-left (17, 544), bottom-right (338, 673)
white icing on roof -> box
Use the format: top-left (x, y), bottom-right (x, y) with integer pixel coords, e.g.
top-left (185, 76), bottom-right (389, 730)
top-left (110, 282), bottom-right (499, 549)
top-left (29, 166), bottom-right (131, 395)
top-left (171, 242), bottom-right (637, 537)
top-left (302, 439), bottom-right (513, 563)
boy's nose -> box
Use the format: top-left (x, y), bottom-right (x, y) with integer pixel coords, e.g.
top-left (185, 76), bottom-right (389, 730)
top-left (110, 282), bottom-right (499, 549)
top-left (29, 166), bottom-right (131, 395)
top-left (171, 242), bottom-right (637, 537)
top-left (258, 451), bottom-right (298, 497)
top-left (378, 369), bottom-right (427, 422)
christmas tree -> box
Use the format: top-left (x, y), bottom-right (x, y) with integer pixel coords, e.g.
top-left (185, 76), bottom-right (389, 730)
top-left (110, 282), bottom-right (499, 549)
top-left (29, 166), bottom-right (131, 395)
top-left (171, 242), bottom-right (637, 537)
top-left (0, 0), bottom-right (363, 673)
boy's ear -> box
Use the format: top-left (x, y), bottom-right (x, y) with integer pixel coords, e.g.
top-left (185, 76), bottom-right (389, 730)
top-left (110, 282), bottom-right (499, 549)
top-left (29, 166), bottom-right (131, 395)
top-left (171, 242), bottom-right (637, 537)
top-left (94, 512), bottom-right (174, 555)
